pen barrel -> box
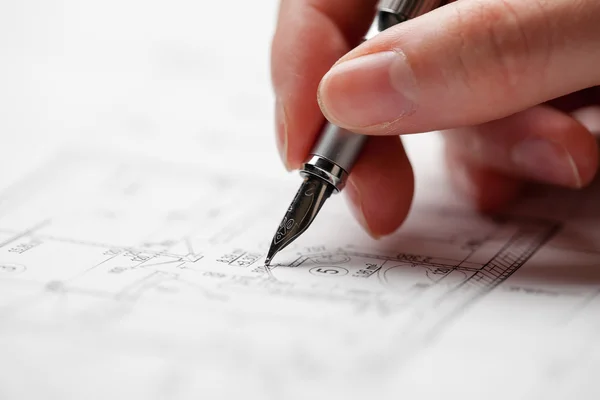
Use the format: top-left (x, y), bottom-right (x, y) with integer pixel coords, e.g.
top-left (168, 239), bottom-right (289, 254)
top-left (310, 122), bottom-right (368, 173)
top-left (378, 0), bottom-right (444, 19)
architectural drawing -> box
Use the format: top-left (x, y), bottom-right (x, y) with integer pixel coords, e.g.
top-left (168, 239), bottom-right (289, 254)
top-left (1, 151), bottom-right (600, 399)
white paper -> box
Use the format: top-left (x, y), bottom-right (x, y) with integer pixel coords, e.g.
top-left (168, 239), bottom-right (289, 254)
top-left (0, 142), bottom-right (599, 400)
top-left (2, 1), bottom-right (599, 398)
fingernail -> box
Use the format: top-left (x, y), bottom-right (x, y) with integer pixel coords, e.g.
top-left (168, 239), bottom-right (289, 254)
top-left (511, 138), bottom-right (582, 187)
top-left (275, 98), bottom-right (291, 171)
top-left (345, 179), bottom-right (380, 239)
top-left (318, 50), bottom-right (418, 129)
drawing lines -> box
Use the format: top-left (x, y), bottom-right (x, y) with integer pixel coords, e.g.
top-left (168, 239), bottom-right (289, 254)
top-left (0, 220), bottom-right (51, 249)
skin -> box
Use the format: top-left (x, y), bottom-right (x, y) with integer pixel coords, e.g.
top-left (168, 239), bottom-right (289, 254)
top-left (271, 0), bottom-right (600, 238)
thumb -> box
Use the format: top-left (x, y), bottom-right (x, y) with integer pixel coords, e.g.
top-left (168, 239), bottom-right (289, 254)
top-left (317, 0), bottom-right (600, 135)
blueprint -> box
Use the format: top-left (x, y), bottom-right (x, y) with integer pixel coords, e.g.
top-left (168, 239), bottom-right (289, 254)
top-left (1, 147), bottom-right (600, 400)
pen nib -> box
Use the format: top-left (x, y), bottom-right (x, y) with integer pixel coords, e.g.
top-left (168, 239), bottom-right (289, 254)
top-left (265, 175), bottom-right (334, 265)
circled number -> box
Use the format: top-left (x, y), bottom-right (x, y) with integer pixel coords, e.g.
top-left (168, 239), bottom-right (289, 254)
top-left (309, 266), bottom-right (348, 276)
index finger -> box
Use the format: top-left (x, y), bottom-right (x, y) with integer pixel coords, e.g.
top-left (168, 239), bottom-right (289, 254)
top-left (271, 0), bottom-right (377, 170)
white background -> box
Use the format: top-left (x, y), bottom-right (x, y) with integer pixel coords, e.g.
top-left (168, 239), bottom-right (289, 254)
top-left (0, 0), bottom-right (294, 184)
top-left (0, 0), bottom-right (444, 190)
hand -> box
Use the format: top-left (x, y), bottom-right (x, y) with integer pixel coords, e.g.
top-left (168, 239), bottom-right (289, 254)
top-left (270, 0), bottom-right (600, 238)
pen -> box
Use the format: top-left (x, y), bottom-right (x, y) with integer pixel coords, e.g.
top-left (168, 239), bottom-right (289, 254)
top-left (265, 0), bottom-right (444, 266)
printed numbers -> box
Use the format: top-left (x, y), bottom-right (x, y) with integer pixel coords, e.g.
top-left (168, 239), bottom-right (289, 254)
top-left (233, 253), bottom-right (260, 267)
top-left (352, 262), bottom-right (380, 278)
top-left (8, 240), bottom-right (41, 254)
top-left (315, 268), bottom-right (338, 274)
top-left (309, 266), bottom-right (348, 276)
top-left (216, 250), bottom-right (243, 264)
top-left (103, 248), bottom-right (123, 256)
top-left (0, 264), bottom-right (26, 274)
top-left (398, 253), bottom-right (431, 263)
top-left (304, 246), bottom-right (326, 253)
top-left (432, 268), bottom-right (450, 275)
top-left (217, 250), bottom-right (260, 267)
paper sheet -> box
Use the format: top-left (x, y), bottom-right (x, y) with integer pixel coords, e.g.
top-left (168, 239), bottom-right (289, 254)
top-left (0, 142), bottom-right (599, 400)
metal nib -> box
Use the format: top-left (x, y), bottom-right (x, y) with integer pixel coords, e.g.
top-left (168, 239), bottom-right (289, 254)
top-left (265, 175), bottom-right (334, 265)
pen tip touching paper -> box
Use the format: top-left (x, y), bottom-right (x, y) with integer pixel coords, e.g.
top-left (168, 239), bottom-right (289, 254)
top-left (265, 239), bottom-right (280, 266)
top-left (264, 175), bottom-right (335, 265)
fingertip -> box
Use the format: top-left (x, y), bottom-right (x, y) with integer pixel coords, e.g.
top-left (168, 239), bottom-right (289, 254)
top-left (531, 105), bottom-right (599, 188)
top-left (317, 51), bottom-right (418, 132)
top-left (567, 108), bottom-right (600, 186)
top-left (443, 106), bottom-right (599, 190)
top-left (445, 148), bottom-right (523, 213)
top-left (314, 0), bottom-right (600, 137)
top-left (344, 136), bottom-right (415, 237)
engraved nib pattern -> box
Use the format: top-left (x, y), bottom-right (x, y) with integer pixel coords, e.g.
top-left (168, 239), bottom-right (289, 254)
top-left (265, 176), bottom-right (334, 265)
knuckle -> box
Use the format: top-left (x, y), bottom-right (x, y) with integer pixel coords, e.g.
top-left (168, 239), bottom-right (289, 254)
top-left (449, 0), bottom-right (550, 92)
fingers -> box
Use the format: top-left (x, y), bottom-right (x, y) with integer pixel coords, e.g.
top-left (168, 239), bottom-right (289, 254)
top-left (271, 0), bottom-right (378, 169)
top-left (443, 105), bottom-right (599, 209)
top-left (317, 0), bottom-right (600, 135)
top-left (445, 148), bottom-right (523, 213)
top-left (343, 136), bottom-right (414, 237)
top-left (546, 87), bottom-right (600, 113)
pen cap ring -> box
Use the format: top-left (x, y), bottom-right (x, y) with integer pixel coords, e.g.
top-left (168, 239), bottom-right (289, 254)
top-left (301, 156), bottom-right (348, 192)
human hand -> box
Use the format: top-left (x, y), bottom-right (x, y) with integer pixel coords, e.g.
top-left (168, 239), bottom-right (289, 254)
top-left (270, 0), bottom-right (600, 238)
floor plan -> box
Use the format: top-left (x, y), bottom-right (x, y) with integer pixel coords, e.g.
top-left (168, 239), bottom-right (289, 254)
top-left (1, 150), bottom-right (599, 399)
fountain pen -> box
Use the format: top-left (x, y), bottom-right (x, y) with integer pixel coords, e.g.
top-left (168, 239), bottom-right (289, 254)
top-left (265, 0), bottom-right (444, 266)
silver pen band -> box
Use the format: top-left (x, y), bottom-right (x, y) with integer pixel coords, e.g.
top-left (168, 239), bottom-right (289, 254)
top-left (301, 124), bottom-right (366, 192)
